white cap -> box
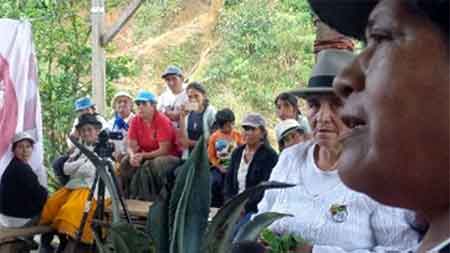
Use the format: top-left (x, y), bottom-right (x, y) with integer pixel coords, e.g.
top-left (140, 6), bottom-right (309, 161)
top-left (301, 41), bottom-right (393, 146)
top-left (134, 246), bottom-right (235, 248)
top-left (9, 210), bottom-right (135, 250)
top-left (112, 91), bottom-right (133, 105)
top-left (12, 132), bottom-right (35, 145)
top-left (275, 119), bottom-right (303, 142)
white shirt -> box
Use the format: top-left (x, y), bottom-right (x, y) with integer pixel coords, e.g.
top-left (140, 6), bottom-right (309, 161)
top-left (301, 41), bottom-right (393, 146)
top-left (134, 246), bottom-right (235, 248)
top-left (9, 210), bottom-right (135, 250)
top-left (157, 87), bottom-right (188, 114)
top-left (257, 141), bottom-right (419, 253)
top-left (107, 112), bottom-right (134, 156)
top-left (237, 149), bottom-right (252, 194)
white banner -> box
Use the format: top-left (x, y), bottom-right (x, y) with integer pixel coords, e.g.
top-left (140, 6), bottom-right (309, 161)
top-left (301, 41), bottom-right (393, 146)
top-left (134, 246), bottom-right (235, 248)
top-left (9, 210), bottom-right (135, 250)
top-left (0, 19), bottom-right (46, 187)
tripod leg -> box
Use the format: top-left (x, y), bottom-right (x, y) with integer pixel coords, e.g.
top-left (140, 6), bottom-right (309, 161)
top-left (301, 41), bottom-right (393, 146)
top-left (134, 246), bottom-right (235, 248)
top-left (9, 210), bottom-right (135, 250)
top-left (72, 174), bottom-right (99, 253)
top-left (106, 161), bottom-right (132, 223)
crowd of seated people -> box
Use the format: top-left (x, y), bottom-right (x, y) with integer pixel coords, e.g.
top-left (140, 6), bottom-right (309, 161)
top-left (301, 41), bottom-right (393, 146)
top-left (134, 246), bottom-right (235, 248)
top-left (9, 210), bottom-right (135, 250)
top-left (2, 32), bottom-right (443, 253)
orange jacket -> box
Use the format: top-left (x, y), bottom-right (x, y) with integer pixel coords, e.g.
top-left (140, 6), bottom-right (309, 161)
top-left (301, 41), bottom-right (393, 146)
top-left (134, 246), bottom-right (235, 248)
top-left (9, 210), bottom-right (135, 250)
top-left (207, 129), bottom-right (244, 167)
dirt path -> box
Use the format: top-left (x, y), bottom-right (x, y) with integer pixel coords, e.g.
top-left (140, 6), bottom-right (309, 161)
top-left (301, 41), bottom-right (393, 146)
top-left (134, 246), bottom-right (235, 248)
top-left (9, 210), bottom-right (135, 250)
top-left (110, 0), bottom-right (223, 93)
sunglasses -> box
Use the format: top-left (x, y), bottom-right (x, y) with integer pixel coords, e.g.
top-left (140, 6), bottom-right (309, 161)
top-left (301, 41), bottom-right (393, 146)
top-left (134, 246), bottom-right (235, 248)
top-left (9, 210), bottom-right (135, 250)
top-left (242, 125), bottom-right (257, 131)
top-left (135, 101), bottom-right (148, 106)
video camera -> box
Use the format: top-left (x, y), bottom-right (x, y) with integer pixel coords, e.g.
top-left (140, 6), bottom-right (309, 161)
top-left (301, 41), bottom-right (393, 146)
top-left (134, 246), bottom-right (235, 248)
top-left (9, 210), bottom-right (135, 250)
top-left (94, 129), bottom-right (116, 158)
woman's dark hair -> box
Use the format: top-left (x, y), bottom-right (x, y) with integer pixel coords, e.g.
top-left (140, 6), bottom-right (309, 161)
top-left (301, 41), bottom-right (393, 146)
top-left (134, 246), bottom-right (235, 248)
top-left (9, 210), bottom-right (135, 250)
top-left (274, 92), bottom-right (301, 116)
top-left (186, 81), bottom-right (209, 108)
top-left (186, 81), bottom-right (207, 95)
top-left (215, 108), bottom-right (235, 128)
top-left (259, 126), bottom-right (271, 148)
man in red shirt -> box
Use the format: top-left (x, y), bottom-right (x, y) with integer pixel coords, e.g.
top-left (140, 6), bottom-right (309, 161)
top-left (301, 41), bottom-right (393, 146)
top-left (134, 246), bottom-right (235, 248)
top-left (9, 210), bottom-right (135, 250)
top-left (120, 90), bottom-right (181, 200)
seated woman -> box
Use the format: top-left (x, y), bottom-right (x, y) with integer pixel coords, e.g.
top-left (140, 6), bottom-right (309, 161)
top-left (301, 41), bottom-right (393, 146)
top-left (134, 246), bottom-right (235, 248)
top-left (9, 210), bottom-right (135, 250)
top-left (274, 92), bottom-right (311, 135)
top-left (40, 114), bottom-right (106, 250)
top-left (257, 49), bottom-right (419, 252)
top-left (120, 90), bottom-right (181, 201)
top-left (224, 113), bottom-right (278, 218)
top-left (0, 132), bottom-right (47, 228)
top-left (179, 81), bottom-right (216, 159)
top-left (309, 0), bottom-right (449, 251)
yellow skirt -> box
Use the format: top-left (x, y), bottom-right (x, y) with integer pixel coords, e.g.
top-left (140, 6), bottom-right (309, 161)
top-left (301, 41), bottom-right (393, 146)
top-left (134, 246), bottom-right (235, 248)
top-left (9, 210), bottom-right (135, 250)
top-left (40, 187), bottom-right (97, 244)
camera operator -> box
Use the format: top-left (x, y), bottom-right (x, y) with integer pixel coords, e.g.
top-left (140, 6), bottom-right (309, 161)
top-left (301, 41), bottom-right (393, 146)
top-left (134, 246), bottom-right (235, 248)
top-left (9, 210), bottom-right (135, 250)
top-left (107, 91), bottom-right (134, 163)
top-left (40, 114), bottom-right (110, 252)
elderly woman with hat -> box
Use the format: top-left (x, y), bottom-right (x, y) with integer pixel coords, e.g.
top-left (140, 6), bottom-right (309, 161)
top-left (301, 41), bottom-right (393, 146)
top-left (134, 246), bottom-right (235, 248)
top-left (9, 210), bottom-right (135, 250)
top-left (256, 49), bottom-right (418, 252)
top-left (107, 91), bottom-right (134, 162)
top-left (120, 90), bottom-right (181, 201)
top-left (0, 132), bottom-right (47, 228)
top-left (40, 114), bottom-right (106, 250)
top-left (308, 0), bottom-right (449, 252)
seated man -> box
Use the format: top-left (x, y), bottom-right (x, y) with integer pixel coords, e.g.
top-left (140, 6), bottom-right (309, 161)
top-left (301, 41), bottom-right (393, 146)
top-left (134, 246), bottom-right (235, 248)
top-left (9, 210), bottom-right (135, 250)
top-left (158, 65), bottom-right (188, 126)
top-left (120, 90), bottom-right (181, 201)
top-left (69, 96), bottom-right (107, 143)
top-left (107, 91), bottom-right (134, 163)
top-left (0, 132), bottom-right (47, 228)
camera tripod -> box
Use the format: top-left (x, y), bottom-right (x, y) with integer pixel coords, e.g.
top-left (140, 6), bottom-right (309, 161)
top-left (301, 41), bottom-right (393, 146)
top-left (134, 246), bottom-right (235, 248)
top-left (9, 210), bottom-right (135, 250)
top-left (69, 137), bottom-right (131, 253)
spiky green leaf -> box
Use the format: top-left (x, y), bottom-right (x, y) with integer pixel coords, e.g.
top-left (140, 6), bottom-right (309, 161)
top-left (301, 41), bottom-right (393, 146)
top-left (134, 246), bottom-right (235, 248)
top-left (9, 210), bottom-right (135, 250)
top-left (234, 212), bottom-right (292, 242)
top-left (169, 137), bottom-right (211, 253)
top-left (202, 181), bottom-right (295, 253)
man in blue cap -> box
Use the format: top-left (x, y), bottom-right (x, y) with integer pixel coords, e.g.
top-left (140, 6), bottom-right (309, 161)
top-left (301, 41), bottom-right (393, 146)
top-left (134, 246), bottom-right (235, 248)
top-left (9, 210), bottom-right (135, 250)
top-left (69, 96), bottom-right (107, 143)
top-left (158, 65), bottom-right (188, 126)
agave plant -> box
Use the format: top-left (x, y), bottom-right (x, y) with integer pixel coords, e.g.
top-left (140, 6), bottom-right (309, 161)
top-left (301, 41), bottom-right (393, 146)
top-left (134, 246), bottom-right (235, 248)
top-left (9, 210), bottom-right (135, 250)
top-left (73, 136), bottom-right (294, 253)
top-left (147, 137), bottom-right (295, 253)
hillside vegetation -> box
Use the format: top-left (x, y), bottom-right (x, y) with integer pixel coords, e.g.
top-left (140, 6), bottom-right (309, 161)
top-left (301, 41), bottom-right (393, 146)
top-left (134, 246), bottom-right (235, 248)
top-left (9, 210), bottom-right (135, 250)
top-left (0, 0), bottom-right (315, 171)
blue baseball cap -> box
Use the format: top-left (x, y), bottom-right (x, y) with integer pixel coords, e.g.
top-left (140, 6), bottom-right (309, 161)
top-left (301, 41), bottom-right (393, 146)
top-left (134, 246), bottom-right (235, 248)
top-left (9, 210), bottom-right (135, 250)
top-left (134, 90), bottom-right (157, 103)
top-left (161, 65), bottom-right (183, 78)
top-left (74, 96), bottom-right (95, 112)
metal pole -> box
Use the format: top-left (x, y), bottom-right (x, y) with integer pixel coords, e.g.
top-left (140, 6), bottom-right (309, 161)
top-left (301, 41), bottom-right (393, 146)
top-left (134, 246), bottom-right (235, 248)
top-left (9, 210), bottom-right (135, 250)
top-left (91, 0), bottom-right (106, 114)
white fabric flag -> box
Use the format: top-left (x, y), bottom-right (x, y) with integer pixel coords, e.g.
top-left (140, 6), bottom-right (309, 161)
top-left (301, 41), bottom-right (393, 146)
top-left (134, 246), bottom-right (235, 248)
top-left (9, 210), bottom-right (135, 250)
top-left (0, 19), bottom-right (46, 187)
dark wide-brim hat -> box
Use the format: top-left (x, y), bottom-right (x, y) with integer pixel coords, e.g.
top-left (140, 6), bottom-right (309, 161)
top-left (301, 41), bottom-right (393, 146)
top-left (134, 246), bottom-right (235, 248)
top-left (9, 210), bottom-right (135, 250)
top-left (292, 49), bottom-right (355, 98)
top-left (307, 0), bottom-right (449, 41)
top-left (76, 114), bottom-right (102, 129)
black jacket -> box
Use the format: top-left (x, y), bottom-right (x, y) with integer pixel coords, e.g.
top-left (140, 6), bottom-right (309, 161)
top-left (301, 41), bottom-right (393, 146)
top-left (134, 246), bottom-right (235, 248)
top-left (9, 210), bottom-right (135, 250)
top-left (224, 144), bottom-right (278, 213)
top-left (0, 157), bottom-right (48, 218)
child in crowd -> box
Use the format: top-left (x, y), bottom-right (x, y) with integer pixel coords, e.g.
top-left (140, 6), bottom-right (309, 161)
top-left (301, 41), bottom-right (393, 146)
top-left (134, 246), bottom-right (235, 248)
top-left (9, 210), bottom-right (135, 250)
top-left (274, 119), bottom-right (308, 152)
top-left (208, 108), bottom-right (244, 207)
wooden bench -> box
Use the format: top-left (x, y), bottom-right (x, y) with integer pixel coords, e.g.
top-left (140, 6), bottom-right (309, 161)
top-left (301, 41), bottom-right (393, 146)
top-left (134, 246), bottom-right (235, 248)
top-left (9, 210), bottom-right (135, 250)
top-left (105, 199), bottom-right (219, 223)
top-left (0, 225), bottom-right (53, 252)
top-left (0, 225), bottom-right (53, 244)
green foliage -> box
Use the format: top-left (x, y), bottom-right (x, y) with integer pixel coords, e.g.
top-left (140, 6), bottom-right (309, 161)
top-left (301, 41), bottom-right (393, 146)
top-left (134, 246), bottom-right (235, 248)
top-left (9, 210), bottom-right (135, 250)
top-left (0, 1), bottom-right (136, 174)
top-left (205, 0), bottom-right (315, 120)
top-left (260, 229), bottom-right (309, 253)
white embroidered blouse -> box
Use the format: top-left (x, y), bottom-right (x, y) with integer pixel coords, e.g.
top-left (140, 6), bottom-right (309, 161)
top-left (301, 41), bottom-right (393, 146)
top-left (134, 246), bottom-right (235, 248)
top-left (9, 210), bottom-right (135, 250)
top-left (257, 141), bottom-right (419, 253)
